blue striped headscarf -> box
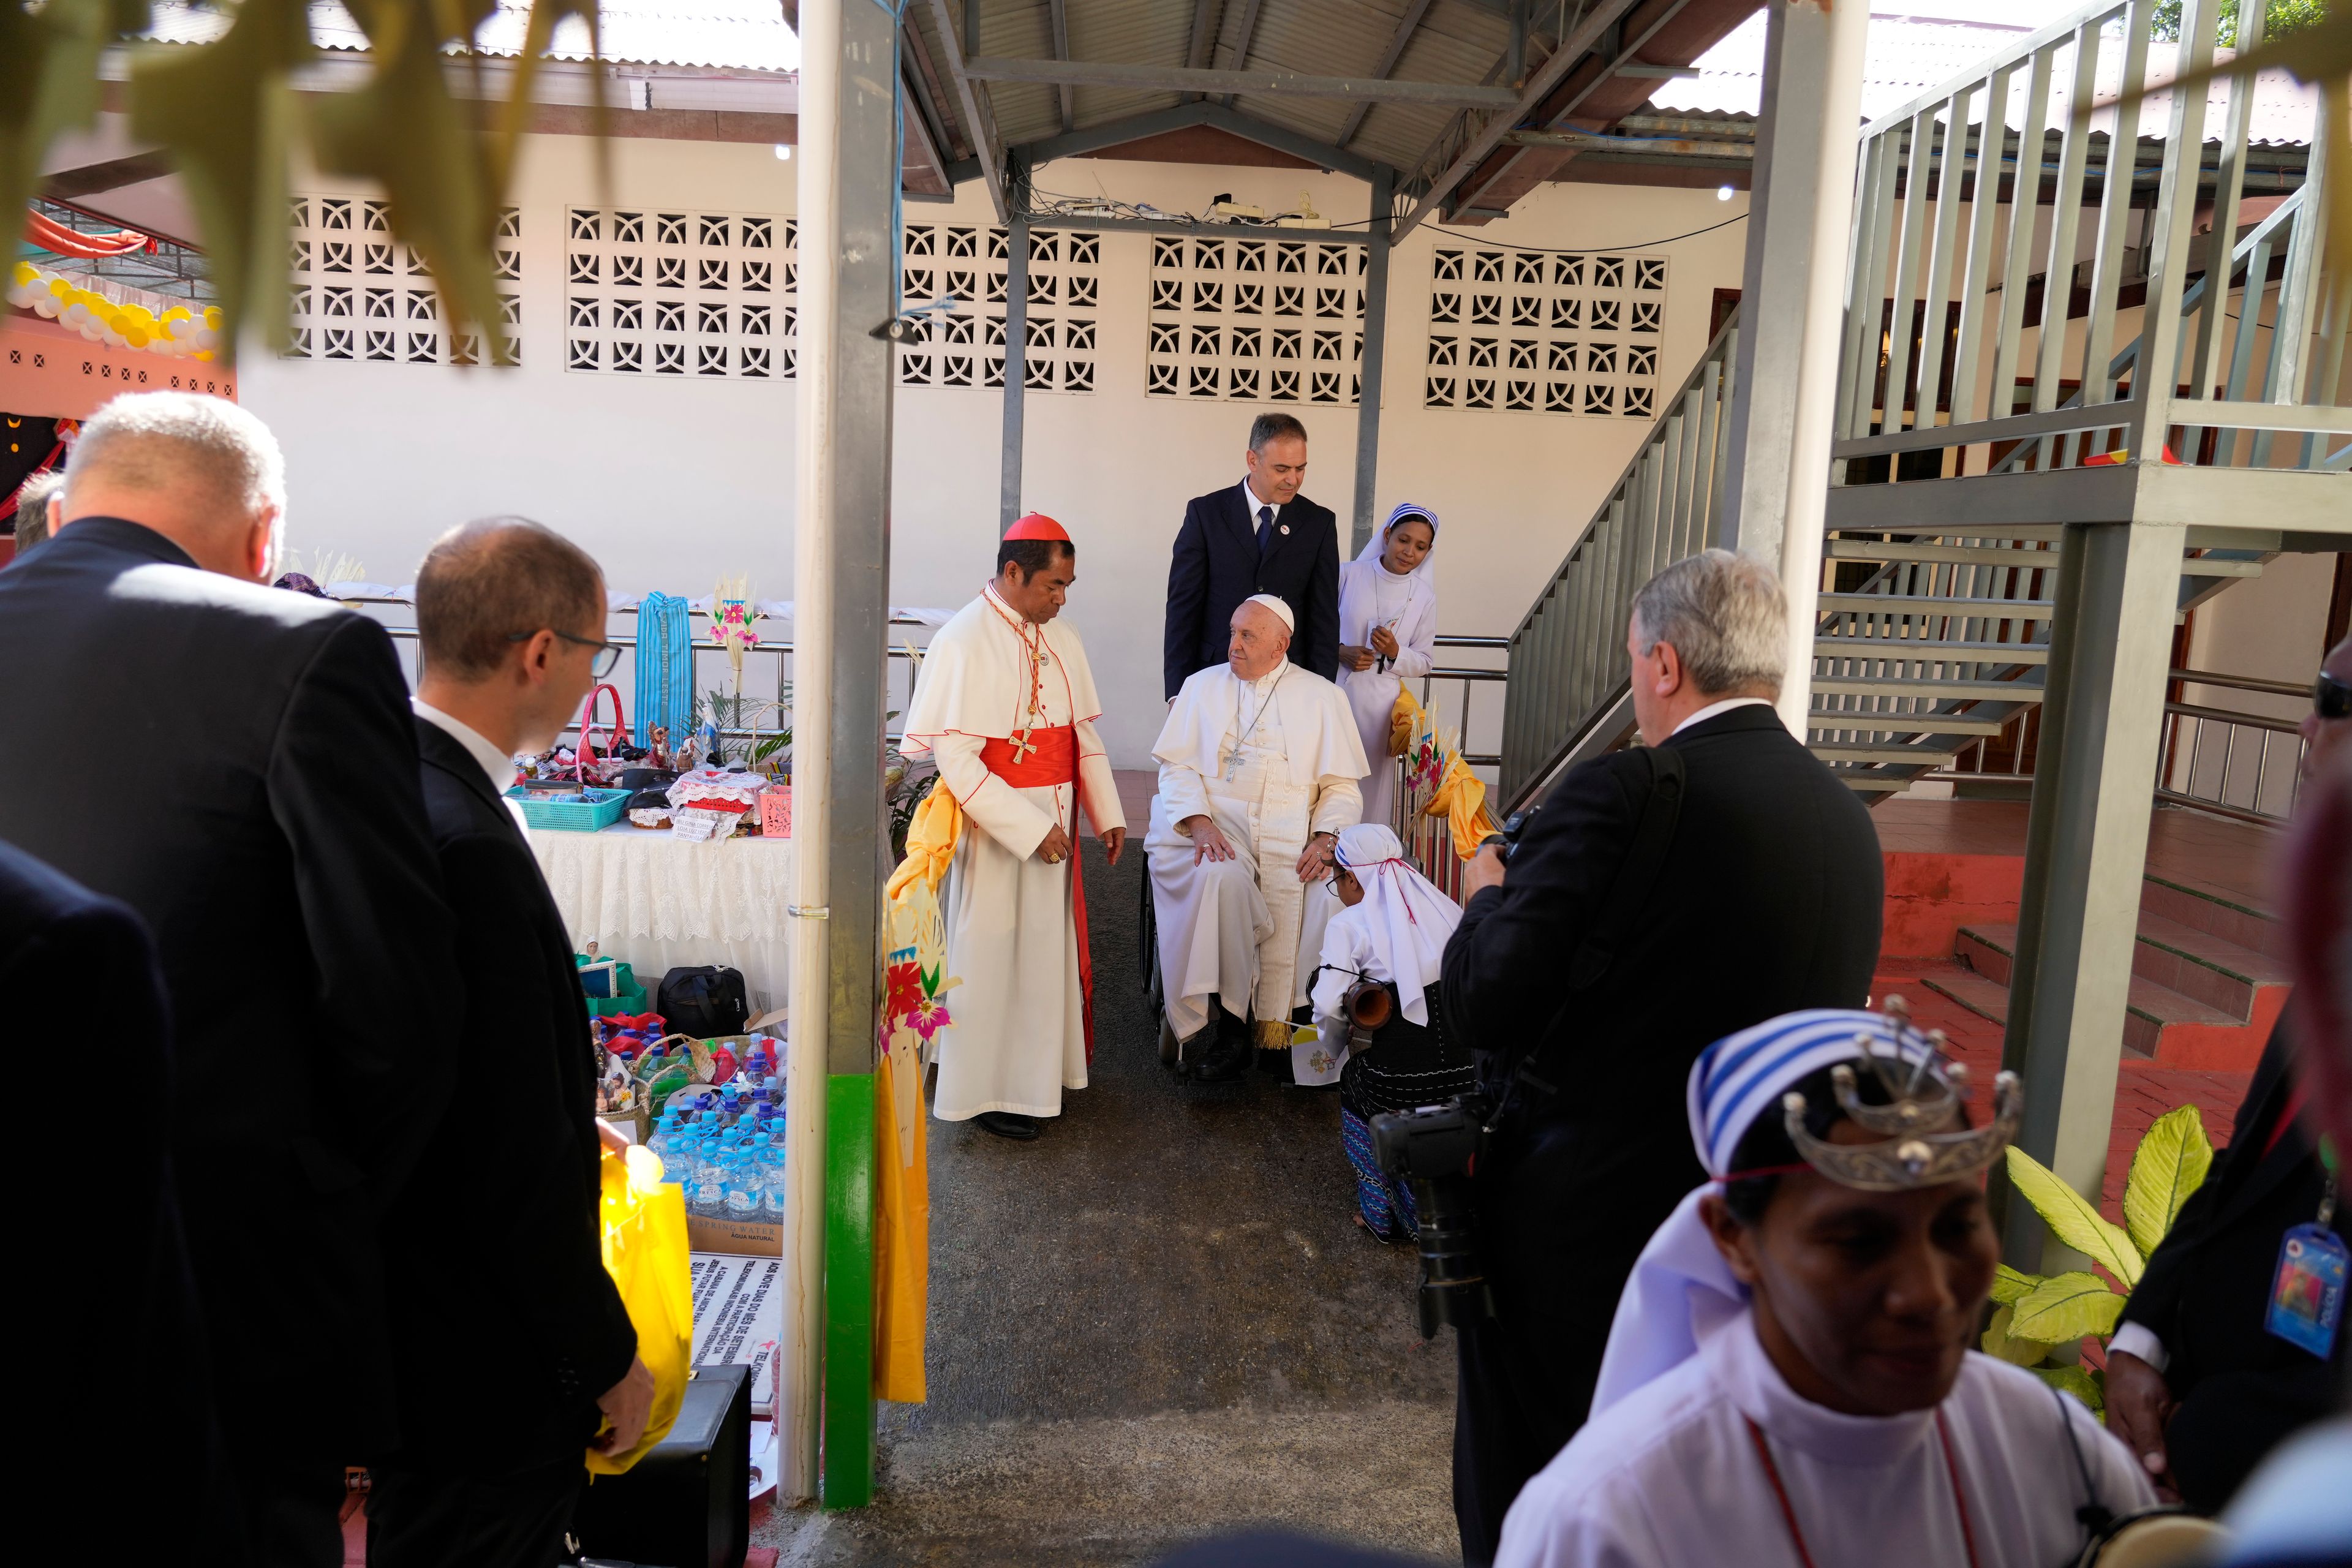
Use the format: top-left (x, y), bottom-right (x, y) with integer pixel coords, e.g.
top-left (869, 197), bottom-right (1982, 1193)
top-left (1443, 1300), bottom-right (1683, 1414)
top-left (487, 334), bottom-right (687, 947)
top-left (1591, 1006), bottom-right (1942, 1417)
top-left (1687, 1008), bottom-right (1940, 1178)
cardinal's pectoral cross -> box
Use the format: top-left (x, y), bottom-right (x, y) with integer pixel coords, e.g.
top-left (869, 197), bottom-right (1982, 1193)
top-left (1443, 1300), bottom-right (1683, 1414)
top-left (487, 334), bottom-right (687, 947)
top-left (1009, 728), bottom-right (1040, 764)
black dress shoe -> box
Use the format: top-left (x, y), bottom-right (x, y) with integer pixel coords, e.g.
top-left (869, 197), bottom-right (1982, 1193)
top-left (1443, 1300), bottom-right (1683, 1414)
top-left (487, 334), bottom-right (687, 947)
top-left (1188, 1041), bottom-right (1250, 1084)
top-left (974, 1110), bottom-right (1041, 1140)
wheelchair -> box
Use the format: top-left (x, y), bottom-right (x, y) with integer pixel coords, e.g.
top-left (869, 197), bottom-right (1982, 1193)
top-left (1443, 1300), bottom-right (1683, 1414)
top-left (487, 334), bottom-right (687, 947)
top-left (1136, 861), bottom-right (1181, 1065)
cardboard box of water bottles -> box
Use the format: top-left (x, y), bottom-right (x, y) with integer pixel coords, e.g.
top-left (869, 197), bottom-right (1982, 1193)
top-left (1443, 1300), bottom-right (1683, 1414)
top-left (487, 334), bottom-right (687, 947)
top-left (598, 1019), bottom-right (789, 1257)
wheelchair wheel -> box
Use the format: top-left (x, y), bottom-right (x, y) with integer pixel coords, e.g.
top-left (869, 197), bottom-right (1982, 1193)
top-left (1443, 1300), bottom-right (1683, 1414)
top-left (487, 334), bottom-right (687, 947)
top-left (1138, 854), bottom-right (1179, 1065)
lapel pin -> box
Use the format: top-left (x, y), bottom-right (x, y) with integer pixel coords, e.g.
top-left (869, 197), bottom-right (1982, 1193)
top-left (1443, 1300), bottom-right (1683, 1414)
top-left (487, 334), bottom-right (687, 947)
top-left (1280, 524), bottom-right (1291, 535)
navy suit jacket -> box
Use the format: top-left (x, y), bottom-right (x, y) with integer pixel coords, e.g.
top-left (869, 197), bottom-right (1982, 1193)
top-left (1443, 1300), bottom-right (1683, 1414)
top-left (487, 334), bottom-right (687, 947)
top-left (1163, 483), bottom-right (1340, 698)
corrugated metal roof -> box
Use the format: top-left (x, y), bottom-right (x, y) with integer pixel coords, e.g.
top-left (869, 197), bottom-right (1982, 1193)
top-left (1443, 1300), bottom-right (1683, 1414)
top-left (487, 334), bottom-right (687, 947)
top-left (1649, 7), bottom-right (2315, 146)
top-left (140, 0), bottom-right (800, 74)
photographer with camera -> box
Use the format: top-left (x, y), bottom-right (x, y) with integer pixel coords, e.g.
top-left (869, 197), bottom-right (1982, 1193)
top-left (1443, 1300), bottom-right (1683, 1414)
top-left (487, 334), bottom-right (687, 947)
top-left (1433, 550), bottom-right (1883, 1565)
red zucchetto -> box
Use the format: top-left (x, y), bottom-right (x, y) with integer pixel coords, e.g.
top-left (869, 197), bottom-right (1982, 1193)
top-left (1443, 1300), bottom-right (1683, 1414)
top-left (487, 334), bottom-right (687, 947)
top-left (1004, 512), bottom-right (1070, 543)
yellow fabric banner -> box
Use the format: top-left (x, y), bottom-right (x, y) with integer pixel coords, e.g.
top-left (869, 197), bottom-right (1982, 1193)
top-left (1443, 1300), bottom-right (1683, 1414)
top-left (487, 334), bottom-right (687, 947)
top-left (584, 1146), bottom-right (693, 1474)
top-left (871, 1039), bottom-right (930, 1402)
top-left (875, 777), bottom-right (958, 1404)
top-left (1423, 745), bottom-right (1501, 862)
top-left (883, 783), bottom-right (962, 903)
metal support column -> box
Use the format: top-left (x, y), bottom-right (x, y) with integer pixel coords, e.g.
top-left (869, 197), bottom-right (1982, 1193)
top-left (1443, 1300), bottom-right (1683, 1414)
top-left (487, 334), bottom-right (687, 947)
top-left (1351, 165), bottom-right (1394, 555)
top-left (790, 0), bottom-right (895, 1510)
top-left (1996, 519), bottom-right (2184, 1270)
top-left (1714, 0), bottom-right (1868, 736)
top-left (1000, 206), bottom-right (1030, 531)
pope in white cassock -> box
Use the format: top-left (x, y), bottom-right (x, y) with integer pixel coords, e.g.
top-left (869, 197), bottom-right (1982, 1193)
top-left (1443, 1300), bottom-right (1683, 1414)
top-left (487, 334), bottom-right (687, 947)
top-left (1497, 1006), bottom-right (2156, 1568)
top-left (899, 514), bottom-right (1126, 1142)
top-left (1148, 594), bottom-right (1368, 1084)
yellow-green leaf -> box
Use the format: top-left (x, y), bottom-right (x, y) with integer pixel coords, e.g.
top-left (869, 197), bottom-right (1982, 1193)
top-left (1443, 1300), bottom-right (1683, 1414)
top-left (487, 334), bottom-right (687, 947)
top-left (2124, 1104), bottom-right (2214, 1260)
top-left (2009, 1271), bottom-right (2128, 1343)
top-left (2034, 1363), bottom-right (2105, 1415)
top-left (1980, 1304), bottom-right (2052, 1367)
top-left (2006, 1147), bottom-right (2144, 1289)
top-left (1990, 1264), bottom-right (2042, 1305)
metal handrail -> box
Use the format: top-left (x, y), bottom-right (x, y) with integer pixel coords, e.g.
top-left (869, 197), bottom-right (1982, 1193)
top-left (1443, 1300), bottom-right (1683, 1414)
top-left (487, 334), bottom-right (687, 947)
top-left (1497, 311), bottom-right (1741, 810)
top-left (2169, 666), bottom-right (2312, 699)
top-left (1834, 0), bottom-right (2344, 481)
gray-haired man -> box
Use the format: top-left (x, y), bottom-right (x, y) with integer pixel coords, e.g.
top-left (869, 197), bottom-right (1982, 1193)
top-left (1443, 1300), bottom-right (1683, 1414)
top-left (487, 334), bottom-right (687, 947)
top-left (0, 391), bottom-right (462, 1565)
top-left (1439, 549), bottom-right (1885, 1564)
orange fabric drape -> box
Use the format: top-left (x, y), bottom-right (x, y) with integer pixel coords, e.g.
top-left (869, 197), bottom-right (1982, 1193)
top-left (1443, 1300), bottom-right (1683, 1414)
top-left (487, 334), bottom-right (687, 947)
top-left (24, 209), bottom-right (155, 258)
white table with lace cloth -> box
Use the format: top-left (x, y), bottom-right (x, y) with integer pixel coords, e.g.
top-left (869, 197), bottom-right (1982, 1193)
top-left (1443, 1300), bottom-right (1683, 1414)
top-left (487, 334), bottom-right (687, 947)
top-left (527, 823), bottom-right (793, 1018)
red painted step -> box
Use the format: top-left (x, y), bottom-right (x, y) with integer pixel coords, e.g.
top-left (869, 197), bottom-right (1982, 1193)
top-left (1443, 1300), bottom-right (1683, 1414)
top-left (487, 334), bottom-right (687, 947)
top-left (1939, 907), bottom-right (2278, 1071)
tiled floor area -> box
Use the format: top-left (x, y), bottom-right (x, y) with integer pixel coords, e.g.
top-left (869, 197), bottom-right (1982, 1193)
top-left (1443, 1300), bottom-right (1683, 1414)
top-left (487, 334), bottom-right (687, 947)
top-left (1875, 797), bottom-right (2286, 914)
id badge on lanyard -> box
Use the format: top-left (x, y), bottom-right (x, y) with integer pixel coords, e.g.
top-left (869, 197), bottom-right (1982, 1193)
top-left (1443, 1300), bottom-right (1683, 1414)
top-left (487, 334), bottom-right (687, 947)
top-left (2265, 1155), bottom-right (2343, 1360)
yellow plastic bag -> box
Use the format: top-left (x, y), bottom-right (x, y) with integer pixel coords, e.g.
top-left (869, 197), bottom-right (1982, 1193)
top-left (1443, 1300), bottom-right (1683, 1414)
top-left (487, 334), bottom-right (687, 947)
top-left (584, 1144), bottom-right (694, 1474)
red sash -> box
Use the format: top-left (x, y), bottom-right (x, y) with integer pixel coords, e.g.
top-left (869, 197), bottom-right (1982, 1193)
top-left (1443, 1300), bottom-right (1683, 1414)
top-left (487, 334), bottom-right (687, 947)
top-left (979, 726), bottom-right (1095, 1063)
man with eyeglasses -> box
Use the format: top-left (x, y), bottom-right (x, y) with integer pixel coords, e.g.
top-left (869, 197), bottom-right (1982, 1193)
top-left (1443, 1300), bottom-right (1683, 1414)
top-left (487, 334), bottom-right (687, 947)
top-left (371, 516), bottom-right (650, 1568)
top-left (2100, 633), bottom-right (2352, 1514)
top-left (0, 391), bottom-right (462, 1565)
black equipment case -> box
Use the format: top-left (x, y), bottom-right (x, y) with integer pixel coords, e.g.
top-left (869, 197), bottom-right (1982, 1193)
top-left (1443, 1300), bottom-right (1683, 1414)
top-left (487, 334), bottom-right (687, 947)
top-left (570, 1363), bottom-right (752, 1568)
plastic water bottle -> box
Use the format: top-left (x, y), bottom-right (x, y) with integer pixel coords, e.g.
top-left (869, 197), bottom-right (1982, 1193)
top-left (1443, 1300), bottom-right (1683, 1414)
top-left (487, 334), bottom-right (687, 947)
top-left (723, 1150), bottom-right (760, 1219)
top-left (689, 1139), bottom-right (725, 1216)
top-left (760, 1144), bottom-right (788, 1219)
top-left (647, 1113), bottom-right (684, 1183)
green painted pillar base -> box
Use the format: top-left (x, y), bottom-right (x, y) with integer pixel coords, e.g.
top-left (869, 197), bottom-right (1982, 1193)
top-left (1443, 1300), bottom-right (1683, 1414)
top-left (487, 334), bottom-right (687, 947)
top-left (821, 1071), bottom-right (876, 1509)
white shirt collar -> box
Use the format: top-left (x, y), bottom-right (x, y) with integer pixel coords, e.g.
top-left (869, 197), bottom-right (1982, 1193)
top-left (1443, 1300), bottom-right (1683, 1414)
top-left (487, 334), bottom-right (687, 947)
top-left (1711, 1308), bottom-right (1935, 1467)
top-left (1670, 695), bottom-right (1773, 739)
top-left (1238, 476), bottom-right (1281, 518)
top-left (412, 697), bottom-right (519, 793)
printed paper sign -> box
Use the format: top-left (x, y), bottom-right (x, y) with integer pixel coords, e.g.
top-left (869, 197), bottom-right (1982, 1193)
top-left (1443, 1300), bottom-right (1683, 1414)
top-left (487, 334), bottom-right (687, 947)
top-left (688, 1253), bottom-right (782, 1417)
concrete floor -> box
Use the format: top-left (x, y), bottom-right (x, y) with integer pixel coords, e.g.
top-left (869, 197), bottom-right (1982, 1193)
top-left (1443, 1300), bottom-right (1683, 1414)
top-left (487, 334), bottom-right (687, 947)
top-left (759, 840), bottom-right (1461, 1565)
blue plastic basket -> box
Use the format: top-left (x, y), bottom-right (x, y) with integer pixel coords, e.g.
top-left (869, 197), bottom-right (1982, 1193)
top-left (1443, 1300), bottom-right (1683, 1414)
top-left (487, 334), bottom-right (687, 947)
top-left (507, 785), bottom-right (630, 832)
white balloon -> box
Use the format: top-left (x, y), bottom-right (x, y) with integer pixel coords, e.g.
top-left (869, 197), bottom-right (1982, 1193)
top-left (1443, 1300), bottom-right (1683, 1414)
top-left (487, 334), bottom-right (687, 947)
top-left (32, 294), bottom-right (60, 318)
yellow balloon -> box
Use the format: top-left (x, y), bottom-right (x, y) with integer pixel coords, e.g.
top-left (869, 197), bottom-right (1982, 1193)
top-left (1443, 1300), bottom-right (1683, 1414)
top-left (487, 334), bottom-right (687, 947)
top-left (162, 306), bottom-right (192, 324)
top-left (202, 306), bottom-right (223, 328)
top-left (12, 261), bottom-right (36, 286)
top-left (126, 328), bottom-right (151, 348)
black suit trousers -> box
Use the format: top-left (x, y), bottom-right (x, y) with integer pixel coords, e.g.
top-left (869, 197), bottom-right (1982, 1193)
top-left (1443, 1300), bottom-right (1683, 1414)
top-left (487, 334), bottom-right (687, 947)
top-left (368, 1458), bottom-right (585, 1568)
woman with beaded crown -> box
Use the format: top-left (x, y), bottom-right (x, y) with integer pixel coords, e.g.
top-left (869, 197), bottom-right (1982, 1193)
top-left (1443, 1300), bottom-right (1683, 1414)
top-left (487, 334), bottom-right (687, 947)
top-left (1498, 1001), bottom-right (2155, 1567)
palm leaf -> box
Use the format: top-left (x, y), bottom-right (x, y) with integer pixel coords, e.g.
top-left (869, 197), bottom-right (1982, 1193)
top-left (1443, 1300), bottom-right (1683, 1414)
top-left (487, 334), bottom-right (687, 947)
top-left (1990, 1263), bottom-right (2043, 1306)
top-left (2123, 1104), bottom-right (2214, 1260)
top-left (2010, 1271), bottom-right (2128, 1343)
top-left (1981, 1304), bottom-right (2054, 1366)
top-left (2034, 1363), bottom-right (2106, 1415)
top-left (2005, 1147), bottom-right (2144, 1289)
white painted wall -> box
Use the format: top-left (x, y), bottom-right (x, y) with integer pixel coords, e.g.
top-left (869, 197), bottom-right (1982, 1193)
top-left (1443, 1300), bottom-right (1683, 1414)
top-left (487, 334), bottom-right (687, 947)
top-left (238, 132), bottom-right (1751, 765)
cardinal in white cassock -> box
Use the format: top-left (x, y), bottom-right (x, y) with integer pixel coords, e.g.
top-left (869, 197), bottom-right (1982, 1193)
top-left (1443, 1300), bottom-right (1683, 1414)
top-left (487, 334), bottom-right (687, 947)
top-left (899, 514), bottom-right (1125, 1142)
top-left (1148, 593), bottom-right (1368, 1083)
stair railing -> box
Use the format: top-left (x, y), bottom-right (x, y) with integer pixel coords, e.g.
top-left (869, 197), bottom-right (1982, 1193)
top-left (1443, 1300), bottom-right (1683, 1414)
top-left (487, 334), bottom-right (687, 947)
top-left (1496, 315), bottom-right (1740, 811)
top-left (1830, 0), bottom-right (2347, 488)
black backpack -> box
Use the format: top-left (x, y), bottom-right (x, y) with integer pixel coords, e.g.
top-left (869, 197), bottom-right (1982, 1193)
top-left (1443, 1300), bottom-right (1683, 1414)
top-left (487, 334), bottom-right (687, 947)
top-left (657, 966), bottom-right (750, 1039)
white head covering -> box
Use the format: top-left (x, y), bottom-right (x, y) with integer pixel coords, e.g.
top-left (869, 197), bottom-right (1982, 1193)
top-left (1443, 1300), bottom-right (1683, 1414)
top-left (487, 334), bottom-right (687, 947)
top-left (1332, 823), bottom-right (1460, 1025)
top-left (1588, 1008), bottom-right (1943, 1419)
top-left (1242, 592), bottom-right (1295, 634)
top-left (1354, 501), bottom-right (1441, 584)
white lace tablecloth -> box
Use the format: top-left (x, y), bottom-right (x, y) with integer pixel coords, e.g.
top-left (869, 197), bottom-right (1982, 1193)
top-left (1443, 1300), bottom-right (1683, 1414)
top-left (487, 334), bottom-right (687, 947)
top-left (528, 823), bottom-right (794, 1016)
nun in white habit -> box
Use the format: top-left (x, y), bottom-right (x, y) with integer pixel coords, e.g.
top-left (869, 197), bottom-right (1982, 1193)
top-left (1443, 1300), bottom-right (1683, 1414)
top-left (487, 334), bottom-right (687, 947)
top-left (1498, 1006), bottom-right (2155, 1568)
top-left (1300, 823), bottom-right (1479, 1241)
top-left (1336, 502), bottom-right (1439, 831)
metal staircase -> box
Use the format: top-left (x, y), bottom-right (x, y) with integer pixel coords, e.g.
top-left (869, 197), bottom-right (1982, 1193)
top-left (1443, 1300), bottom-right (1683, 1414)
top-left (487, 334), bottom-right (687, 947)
top-left (1496, 0), bottom-right (2344, 815)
